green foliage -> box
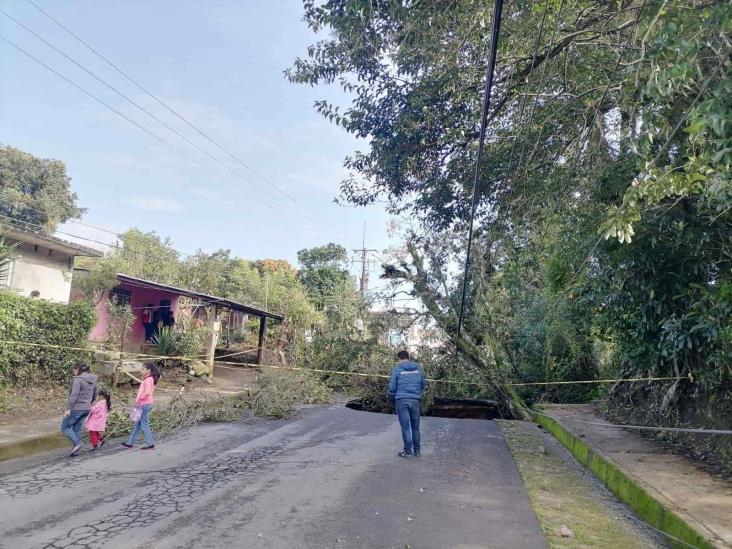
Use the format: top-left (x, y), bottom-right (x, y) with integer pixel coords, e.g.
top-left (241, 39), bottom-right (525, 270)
top-left (602, 2), bottom-right (731, 243)
top-left (250, 368), bottom-right (331, 418)
top-left (297, 243), bottom-right (351, 302)
top-left (173, 327), bottom-right (207, 359)
top-left (0, 144), bottom-right (84, 231)
top-left (152, 327), bottom-right (178, 357)
top-left (0, 290), bottom-right (96, 384)
top-left (105, 300), bottom-right (134, 350)
top-left (292, 0), bottom-right (731, 460)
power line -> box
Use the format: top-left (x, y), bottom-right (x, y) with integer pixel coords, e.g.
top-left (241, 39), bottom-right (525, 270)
top-left (455, 0), bottom-right (505, 351)
top-left (0, 34), bottom-right (288, 217)
top-left (0, 8), bottom-right (308, 219)
top-left (0, 213), bottom-right (185, 263)
top-left (0, 189), bottom-right (177, 247)
top-left (0, 214), bottom-right (282, 313)
top-left (23, 0), bottom-right (312, 216)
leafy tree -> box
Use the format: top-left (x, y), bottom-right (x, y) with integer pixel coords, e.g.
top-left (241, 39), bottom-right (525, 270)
top-left (291, 0), bottom-right (732, 452)
top-left (297, 243), bottom-right (351, 306)
top-left (0, 145), bottom-right (84, 231)
top-left (75, 228), bottom-right (182, 301)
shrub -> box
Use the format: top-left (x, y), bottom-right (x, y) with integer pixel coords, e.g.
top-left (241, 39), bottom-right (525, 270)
top-left (152, 326), bottom-right (178, 357)
top-left (250, 368), bottom-right (330, 418)
top-left (173, 327), bottom-right (207, 359)
top-left (0, 290), bottom-right (96, 384)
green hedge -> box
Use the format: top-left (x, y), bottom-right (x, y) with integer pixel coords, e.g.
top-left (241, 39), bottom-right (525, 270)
top-left (0, 290), bottom-right (96, 384)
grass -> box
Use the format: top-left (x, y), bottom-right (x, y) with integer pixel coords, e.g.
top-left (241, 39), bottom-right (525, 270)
top-left (0, 386), bottom-right (19, 414)
top-left (498, 420), bottom-right (660, 548)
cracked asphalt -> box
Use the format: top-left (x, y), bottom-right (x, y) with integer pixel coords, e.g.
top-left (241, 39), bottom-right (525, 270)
top-left (0, 405), bottom-right (546, 549)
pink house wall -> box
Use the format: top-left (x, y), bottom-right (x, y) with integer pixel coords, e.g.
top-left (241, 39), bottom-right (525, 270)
top-left (89, 282), bottom-right (180, 348)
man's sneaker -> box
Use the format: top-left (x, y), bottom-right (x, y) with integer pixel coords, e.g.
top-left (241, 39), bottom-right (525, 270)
top-left (398, 450), bottom-right (412, 458)
top-left (141, 444), bottom-right (155, 450)
top-left (414, 451), bottom-right (421, 457)
top-left (69, 443), bottom-right (83, 457)
top-left (121, 442), bottom-right (133, 449)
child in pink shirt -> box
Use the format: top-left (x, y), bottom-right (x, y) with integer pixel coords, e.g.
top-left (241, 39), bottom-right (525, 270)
top-left (85, 388), bottom-right (111, 449)
top-left (122, 362), bottom-right (159, 450)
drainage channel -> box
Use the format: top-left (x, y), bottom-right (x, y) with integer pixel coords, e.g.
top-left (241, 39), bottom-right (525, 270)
top-left (346, 397), bottom-right (508, 420)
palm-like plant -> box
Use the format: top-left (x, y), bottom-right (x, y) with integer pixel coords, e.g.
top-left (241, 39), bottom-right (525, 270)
top-left (152, 326), bottom-right (179, 357)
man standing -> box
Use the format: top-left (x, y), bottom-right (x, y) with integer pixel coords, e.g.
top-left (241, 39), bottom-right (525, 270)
top-left (388, 350), bottom-right (426, 457)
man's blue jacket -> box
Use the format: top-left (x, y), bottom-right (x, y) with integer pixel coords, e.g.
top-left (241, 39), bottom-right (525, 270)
top-left (388, 360), bottom-right (426, 400)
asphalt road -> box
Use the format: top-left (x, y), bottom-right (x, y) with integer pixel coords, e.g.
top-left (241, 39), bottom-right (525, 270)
top-left (0, 405), bottom-right (546, 549)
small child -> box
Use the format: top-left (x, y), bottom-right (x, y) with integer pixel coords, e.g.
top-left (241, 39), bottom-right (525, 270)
top-left (85, 388), bottom-right (111, 449)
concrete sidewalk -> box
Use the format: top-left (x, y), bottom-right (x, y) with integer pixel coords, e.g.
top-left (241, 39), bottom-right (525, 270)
top-left (540, 404), bottom-right (732, 549)
top-left (0, 364), bottom-right (257, 461)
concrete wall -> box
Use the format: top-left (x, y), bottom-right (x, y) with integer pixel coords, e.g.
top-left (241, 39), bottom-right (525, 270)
top-left (90, 282), bottom-right (180, 350)
top-left (6, 242), bottom-right (74, 303)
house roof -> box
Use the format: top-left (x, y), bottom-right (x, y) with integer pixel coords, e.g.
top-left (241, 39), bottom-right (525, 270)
top-left (4, 225), bottom-right (104, 257)
top-left (116, 274), bottom-right (284, 320)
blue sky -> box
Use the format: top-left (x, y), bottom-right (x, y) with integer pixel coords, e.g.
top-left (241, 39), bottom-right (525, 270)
top-left (0, 0), bottom-right (394, 273)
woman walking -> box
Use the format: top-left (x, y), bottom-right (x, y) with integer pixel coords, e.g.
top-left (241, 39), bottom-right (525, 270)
top-left (61, 363), bottom-right (98, 457)
top-left (122, 362), bottom-right (159, 450)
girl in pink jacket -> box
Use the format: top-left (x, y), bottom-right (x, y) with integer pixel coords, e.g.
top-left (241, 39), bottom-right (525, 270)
top-left (122, 362), bottom-right (159, 450)
top-left (85, 388), bottom-right (111, 449)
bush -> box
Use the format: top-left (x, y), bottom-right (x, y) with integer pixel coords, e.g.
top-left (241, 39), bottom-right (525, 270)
top-left (174, 327), bottom-right (208, 359)
top-left (250, 368), bottom-right (330, 418)
top-left (0, 290), bottom-right (96, 384)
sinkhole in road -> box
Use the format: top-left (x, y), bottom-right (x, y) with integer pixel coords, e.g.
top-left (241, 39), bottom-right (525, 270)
top-left (346, 397), bottom-right (509, 420)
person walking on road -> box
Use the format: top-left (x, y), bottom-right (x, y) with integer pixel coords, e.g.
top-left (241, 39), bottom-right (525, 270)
top-left (122, 362), bottom-right (159, 450)
top-left (388, 350), bottom-right (426, 458)
top-left (61, 363), bottom-right (98, 457)
top-left (85, 387), bottom-right (111, 449)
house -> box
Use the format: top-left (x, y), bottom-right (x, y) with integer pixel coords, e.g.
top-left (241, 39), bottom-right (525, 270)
top-left (0, 224), bottom-right (103, 303)
top-left (87, 274), bottom-right (283, 366)
top-left (370, 309), bottom-right (445, 354)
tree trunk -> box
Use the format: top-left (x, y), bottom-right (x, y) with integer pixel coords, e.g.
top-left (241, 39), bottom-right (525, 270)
top-left (275, 318), bottom-right (291, 366)
top-left (385, 240), bottom-right (531, 420)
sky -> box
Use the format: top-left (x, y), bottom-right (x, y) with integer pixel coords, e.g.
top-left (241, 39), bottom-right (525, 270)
top-left (0, 0), bottom-right (396, 279)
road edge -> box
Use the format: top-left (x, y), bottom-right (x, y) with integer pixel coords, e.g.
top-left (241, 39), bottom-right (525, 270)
top-left (534, 410), bottom-right (715, 549)
top-left (0, 433), bottom-right (69, 462)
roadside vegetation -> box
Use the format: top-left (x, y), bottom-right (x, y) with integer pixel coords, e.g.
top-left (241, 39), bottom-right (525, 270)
top-left (288, 0), bottom-right (731, 471)
top-left (499, 420), bottom-right (663, 548)
top-left (1, 0), bottom-right (729, 474)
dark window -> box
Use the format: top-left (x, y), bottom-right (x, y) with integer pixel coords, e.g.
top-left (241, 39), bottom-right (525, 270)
top-left (110, 288), bottom-right (132, 306)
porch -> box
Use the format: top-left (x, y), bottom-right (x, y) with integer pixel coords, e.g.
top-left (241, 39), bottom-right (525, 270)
top-left (89, 274), bottom-right (283, 367)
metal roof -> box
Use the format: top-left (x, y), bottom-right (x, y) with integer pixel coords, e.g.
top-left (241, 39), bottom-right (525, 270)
top-left (4, 225), bottom-right (104, 257)
top-left (116, 274), bottom-right (284, 320)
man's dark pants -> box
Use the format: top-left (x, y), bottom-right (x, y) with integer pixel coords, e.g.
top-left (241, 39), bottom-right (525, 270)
top-left (396, 398), bottom-right (421, 454)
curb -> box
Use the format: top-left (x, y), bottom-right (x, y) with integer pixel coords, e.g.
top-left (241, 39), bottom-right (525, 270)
top-left (0, 433), bottom-right (69, 463)
top-left (534, 411), bottom-right (716, 549)
top-left (0, 389), bottom-right (252, 464)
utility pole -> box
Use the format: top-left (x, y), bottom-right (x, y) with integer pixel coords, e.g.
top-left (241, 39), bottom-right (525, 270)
top-left (352, 222), bottom-right (377, 297)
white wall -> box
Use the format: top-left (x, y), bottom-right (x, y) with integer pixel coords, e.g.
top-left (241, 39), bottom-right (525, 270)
top-left (6, 242), bottom-right (74, 303)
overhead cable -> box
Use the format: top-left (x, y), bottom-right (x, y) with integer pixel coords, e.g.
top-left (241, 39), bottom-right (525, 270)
top-left (455, 0), bottom-right (505, 350)
top-left (0, 8), bottom-right (308, 219)
top-left (23, 0), bottom-right (312, 216)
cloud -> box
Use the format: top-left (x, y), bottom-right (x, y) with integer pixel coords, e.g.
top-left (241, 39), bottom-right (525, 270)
top-left (128, 197), bottom-right (185, 212)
